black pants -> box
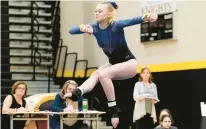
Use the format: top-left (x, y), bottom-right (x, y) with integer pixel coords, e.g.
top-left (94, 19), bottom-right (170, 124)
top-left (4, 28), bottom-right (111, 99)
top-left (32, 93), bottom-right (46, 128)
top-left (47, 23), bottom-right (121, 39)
top-left (135, 114), bottom-right (154, 129)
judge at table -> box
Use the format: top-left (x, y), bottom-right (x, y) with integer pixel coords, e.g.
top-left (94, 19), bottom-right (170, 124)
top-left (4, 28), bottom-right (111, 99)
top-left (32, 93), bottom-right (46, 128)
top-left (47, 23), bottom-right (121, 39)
top-left (2, 81), bottom-right (29, 129)
top-left (50, 80), bottom-right (90, 129)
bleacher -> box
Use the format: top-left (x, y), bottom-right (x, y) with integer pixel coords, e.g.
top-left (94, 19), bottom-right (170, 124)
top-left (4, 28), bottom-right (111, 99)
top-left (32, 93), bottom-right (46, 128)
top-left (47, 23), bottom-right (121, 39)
top-left (1, 1), bottom-right (112, 129)
top-left (1, 1), bottom-right (60, 100)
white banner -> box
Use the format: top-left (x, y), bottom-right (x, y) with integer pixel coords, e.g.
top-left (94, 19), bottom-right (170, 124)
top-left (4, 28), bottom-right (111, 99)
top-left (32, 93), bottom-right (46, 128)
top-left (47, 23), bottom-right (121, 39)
top-left (140, 0), bottom-right (176, 15)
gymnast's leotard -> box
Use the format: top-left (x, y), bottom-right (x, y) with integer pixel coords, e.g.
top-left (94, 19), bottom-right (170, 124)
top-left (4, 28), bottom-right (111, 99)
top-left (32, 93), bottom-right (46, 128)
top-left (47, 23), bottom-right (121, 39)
top-left (69, 16), bottom-right (144, 64)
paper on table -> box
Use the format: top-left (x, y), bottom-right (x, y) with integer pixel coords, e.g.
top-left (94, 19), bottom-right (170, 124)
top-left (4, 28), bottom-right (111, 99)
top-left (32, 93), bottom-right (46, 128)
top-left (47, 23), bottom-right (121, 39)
top-left (6, 111), bottom-right (56, 115)
top-left (58, 110), bottom-right (106, 115)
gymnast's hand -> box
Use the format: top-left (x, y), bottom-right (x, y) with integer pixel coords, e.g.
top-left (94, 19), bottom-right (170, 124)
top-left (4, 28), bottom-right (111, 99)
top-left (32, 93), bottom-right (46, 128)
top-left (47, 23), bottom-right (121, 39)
top-left (142, 13), bottom-right (158, 22)
top-left (79, 24), bottom-right (93, 35)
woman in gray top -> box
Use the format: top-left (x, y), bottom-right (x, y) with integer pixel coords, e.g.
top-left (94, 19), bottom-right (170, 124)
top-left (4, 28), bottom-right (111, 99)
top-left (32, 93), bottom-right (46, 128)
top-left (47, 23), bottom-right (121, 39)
top-left (133, 67), bottom-right (159, 129)
top-left (155, 115), bottom-right (178, 129)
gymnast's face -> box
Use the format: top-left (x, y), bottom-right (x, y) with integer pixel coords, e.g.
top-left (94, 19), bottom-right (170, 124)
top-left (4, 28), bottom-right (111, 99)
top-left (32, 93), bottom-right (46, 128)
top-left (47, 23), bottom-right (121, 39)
top-left (95, 4), bottom-right (111, 22)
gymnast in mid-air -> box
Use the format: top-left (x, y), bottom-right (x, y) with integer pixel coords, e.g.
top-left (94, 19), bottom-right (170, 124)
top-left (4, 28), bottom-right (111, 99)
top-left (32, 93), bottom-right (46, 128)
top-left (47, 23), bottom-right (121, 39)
top-left (66, 1), bottom-right (158, 128)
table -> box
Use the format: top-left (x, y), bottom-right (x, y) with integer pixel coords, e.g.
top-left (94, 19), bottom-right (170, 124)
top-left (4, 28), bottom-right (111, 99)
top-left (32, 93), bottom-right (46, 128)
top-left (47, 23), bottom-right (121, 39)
top-left (6, 110), bottom-right (105, 129)
top-left (58, 111), bottom-right (105, 129)
top-left (6, 111), bottom-right (55, 129)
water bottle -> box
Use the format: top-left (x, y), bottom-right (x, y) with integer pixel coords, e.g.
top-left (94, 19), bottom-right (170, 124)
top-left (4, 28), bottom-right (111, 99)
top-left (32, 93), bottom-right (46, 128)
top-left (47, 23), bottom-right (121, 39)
top-left (83, 99), bottom-right (91, 126)
top-left (29, 100), bottom-right (35, 112)
top-left (83, 99), bottom-right (90, 120)
top-left (83, 99), bottom-right (88, 111)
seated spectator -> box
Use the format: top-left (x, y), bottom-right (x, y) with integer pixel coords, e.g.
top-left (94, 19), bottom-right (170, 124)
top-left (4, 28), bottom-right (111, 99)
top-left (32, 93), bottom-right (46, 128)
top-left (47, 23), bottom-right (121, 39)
top-left (2, 81), bottom-right (29, 129)
top-left (159, 109), bottom-right (172, 119)
top-left (155, 109), bottom-right (175, 128)
top-left (154, 115), bottom-right (178, 129)
top-left (50, 80), bottom-right (90, 129)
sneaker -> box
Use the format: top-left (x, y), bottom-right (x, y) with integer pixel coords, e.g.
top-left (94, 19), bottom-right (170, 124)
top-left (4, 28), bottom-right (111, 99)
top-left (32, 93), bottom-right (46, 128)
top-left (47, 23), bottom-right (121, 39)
top-left (109, 105), bottom-right (121, 118)
top-left (65, 88), bottom-right (82, 101)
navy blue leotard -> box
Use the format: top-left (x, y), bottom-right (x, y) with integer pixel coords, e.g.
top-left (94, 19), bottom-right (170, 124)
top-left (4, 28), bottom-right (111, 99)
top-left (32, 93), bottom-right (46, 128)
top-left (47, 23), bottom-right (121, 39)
top-left (69, 16), bottom-right (144, 64)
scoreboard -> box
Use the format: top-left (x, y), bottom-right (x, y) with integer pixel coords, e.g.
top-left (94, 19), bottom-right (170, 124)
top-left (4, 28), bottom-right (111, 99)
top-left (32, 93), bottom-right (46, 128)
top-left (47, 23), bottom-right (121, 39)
top-left (141, 13), bottom-right (173, 42)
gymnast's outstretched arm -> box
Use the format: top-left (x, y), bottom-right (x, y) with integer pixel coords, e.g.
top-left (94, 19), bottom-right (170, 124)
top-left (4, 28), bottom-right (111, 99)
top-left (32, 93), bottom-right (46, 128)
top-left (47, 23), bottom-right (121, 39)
top-left (113, 13), bottom-right (157, 32)
top-left (113, 16), bottom-right (144, 30)
top-left (69, 23), bottom-right (94, 35)
top-left (69, 25), bottom-right (84, 34)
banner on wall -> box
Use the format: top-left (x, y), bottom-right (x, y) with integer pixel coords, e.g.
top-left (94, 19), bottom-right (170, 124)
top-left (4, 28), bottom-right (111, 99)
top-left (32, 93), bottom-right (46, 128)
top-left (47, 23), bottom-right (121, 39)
top-left (140, 0), bottom-right (176, 15)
